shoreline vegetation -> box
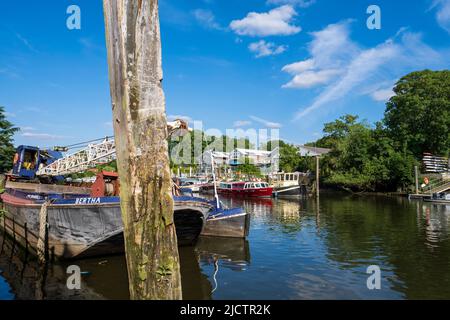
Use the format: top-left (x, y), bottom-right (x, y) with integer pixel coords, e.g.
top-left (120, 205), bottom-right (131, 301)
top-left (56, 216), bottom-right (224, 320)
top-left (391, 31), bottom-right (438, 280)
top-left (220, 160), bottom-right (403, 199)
top-left (1, 70), bottom-right (449, 194)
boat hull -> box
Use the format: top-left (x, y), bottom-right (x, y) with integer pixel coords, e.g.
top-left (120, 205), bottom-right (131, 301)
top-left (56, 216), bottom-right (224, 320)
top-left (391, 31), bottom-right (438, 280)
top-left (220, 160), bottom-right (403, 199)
top-left (218, 188), bottom-right (273, 198)
top-left (273, 185), bottom-right (303, 197)
top-left (1, 192), bottom-right (212, 259)
top-left (201, 208), bottom-right (250, 238)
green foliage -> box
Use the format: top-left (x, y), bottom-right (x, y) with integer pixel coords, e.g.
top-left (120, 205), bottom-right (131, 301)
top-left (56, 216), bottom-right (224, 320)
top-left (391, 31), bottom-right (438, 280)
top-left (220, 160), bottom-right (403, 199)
top-left (265, 140), bottom-right (303, 173)
top-left (235, 162), bottom-right (262, 177)
top-left (0, 106), bottom-right (19, 173)
top-left (384, 70), bottom-right (450, 158)
top-left (318, 115), bottom-right (417, 192)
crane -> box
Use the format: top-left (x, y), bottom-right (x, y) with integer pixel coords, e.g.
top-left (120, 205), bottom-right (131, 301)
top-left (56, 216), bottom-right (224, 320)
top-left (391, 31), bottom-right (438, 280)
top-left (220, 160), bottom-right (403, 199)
top-left (33, 119), bottom-right (190, 177)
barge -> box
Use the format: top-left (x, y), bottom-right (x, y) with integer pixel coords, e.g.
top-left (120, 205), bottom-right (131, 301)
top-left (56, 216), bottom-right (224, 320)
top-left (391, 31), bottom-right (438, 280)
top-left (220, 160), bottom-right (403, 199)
top-left (0, 187), bottom-right (250, 260)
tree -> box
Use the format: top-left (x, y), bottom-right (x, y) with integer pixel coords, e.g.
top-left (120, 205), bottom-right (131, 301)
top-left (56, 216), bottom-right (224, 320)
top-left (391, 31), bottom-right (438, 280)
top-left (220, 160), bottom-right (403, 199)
top-left (265, 140), bottom-right (301, 172)
top-left (384, 70), bottom-right (450, 158)
top-left (318, 115), bottom-right (417, 191)
top-left (103, 0), bottom-right (182, 300)
top-left (0, 106), bottom-right (19, 173)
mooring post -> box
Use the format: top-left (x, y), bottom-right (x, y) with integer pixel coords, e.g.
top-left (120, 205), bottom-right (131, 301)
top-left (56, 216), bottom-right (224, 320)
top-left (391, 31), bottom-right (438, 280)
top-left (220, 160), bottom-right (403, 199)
top-left (103, 0), bottom-right (182, 300)
top-left (316, 156), bottom-right (320, 198)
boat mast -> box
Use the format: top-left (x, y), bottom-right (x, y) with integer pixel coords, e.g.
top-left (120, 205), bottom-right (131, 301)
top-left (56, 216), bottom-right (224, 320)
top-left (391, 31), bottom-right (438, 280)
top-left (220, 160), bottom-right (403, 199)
top-left (210, 152), bottom-right (220, 208)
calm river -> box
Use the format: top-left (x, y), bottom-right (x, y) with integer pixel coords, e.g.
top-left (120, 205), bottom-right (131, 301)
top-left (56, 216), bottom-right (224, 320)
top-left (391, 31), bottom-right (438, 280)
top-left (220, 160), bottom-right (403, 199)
top-left (1, 194), bottom-right (450, 300)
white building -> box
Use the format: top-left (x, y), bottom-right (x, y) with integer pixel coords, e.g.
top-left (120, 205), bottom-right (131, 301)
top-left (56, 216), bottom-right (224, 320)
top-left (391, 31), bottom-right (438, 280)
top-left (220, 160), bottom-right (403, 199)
top-left (298, 145), bottom-right (331, 157)
top-left (199, 148), bottom-right (279, 175)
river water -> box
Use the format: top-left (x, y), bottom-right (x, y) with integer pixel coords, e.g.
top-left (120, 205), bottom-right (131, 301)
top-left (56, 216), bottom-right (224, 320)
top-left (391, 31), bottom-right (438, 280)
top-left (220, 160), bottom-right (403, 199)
top-left (1, 193), bottom-right (449, 300)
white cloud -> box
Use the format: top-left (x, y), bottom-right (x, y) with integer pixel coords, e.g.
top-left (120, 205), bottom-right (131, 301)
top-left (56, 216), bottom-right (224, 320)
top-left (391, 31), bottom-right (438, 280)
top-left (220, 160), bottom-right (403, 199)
top-left (233, 120), bottom-right (253, 128)
top-left (284, 21), bottom-right (448, 120)
top-left (249, 116), bottom-right (282, 128)
top-left (21, 132), bottom-right (67, 140)
top-left (248, 40), bottom-right (287, 58)
top-left (282, 59), bottom-right (315, 74)
top-left (283, 69), bottom-right (341, 88)
top-left (281, 21), bottom-right (358, 89)
top-left (192, 9), bottom-right (222, 30)
top-left (432, 0), bottom-right (450, 33)
top-left (168, 115), bottom-right (193, 123)
top-left (230, 5), bottom-right (301, 37)
top-left (371, 88), bottom-right (395, 102)
top-left (295, 40), bottom-right (400, 119)
top-left (266, 0), bottom-right (316, 8)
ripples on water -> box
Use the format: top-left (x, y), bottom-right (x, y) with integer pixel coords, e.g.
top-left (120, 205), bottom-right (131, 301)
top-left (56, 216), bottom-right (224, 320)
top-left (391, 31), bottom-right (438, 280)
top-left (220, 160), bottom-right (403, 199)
top-left (1, 193), bottom-right (450, 300)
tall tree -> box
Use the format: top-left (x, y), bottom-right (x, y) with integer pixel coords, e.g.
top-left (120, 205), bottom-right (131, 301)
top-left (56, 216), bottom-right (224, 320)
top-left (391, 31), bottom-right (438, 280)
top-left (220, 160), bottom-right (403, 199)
top-left (0, 106), bottom-right (19, 173)
top-left (384, 70), bottom-right (450, 158)
top-left (103, 0), bottom-right (182, 299)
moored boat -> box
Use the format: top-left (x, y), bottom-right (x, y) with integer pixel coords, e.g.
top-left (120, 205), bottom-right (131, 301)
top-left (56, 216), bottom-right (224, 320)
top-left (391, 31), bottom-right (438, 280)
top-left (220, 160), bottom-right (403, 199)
top-left (0, 189), bottom-right (213, 259)
top-left (201, 206), bottom-right (250, 238)
top-left (217, 182), bottom-right (273, 198)
top-left (0, 185), bottom-right (250, 259)
top-left (424, 192), bottom-right (450, 205)
top-left (271, 172), bottom-right (310, 197)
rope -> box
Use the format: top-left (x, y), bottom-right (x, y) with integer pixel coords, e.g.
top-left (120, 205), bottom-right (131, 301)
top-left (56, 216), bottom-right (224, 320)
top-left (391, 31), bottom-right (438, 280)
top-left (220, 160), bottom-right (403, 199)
top-left (211, 257), bottom-right (219, 294)
top-left (37, 200), bottom-right (52, 264)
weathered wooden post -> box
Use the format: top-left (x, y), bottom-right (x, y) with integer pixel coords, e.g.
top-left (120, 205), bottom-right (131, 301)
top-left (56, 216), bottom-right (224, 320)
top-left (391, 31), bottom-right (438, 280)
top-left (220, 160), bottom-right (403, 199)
top-left (103, 0), bottom-right (182, 299)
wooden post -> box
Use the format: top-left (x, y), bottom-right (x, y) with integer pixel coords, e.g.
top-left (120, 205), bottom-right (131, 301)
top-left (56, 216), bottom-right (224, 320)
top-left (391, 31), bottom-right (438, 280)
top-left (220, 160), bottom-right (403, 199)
top-left (415, 165), bottom-right (419, 194)
top-left (316, 156), bottom-right (320, 198)
top-left (103, 0), bottom-right (182, 300)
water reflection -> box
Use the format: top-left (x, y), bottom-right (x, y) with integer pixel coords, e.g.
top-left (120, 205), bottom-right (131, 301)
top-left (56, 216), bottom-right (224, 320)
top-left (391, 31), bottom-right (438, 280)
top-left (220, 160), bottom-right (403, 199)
top-left (1, 194), bottom-right (450, 300)
top-left (0, 230), bottom-right (251, 300)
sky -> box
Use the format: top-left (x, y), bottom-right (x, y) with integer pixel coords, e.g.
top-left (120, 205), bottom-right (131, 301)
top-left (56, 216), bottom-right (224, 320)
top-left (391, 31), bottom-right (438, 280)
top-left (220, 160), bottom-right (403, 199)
top-left (0, 0), bottom-right (449, 149)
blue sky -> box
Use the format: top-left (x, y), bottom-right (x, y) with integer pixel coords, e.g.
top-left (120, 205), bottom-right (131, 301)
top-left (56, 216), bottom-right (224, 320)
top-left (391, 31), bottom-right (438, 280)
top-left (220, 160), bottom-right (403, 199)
top-left (1, 0), bottom-right (449, 148)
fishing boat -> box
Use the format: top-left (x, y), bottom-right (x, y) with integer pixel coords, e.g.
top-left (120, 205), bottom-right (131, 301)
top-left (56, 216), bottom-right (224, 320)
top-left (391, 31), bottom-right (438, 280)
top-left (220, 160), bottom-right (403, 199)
top-left (217, 182), bottom-right (273, 198)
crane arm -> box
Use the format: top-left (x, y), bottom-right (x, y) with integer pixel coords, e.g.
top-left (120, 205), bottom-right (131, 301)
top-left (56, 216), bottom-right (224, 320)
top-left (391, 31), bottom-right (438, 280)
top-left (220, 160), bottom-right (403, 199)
top-left (36, 119), bottom-right (190, 177)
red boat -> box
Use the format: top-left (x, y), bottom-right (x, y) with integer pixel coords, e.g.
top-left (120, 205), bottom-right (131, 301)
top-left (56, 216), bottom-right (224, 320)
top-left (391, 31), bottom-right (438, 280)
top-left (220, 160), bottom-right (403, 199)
top-left (217, 182), bottom-right (273, 198)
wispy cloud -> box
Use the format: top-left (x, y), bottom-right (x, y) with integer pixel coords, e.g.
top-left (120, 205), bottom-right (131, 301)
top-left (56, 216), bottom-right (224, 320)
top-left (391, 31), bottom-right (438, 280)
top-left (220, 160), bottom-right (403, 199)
top-left (249, 40), bottom-right (287, 58)
top-left (21, 132), bottom-right (68, 140)
top-left (15, 33), bottom-right (39, 53)
top-left (5, 112), bottom-right (17, 118)
top-left (192, 9), bottom-right (223, 30)
top-left (79, 38), bottom-right (105, 53)
top-left (266, 0), bottom-right (316, 8)
top-left (0, 67), bottom-right (21, 79)
top-left (431, 0), bottom-right (450, 33)
top-left (233, 120), bottom-right (253, 128)
top-left (180, 56), bottom-right (233, 68)
top-left (249, 115), bottom-right (282, 128)
top-left (370, 88), bottom-right (395, 102)
top-left (230, 5), bottom-right (301, 37)
top-left (284, 21), bottom-right (448, 120)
